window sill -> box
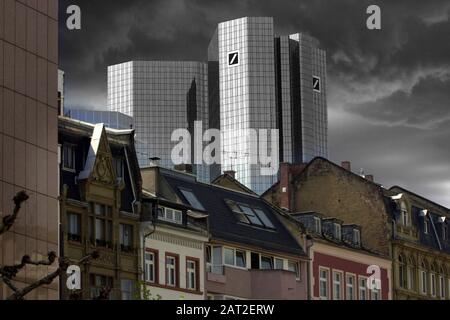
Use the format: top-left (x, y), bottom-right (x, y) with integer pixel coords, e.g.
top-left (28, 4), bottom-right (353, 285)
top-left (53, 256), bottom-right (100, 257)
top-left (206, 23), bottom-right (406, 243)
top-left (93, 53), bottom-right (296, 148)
top-left (145, 282), bottom-right (203, 295)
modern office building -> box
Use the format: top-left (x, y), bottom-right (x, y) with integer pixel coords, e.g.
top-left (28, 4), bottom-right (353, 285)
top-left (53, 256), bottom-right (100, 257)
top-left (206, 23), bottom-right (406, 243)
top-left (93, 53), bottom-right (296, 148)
top-left (208, 17), bottom-right (328, 194)
top-left (65, 109), bottom-right (134, 130)
top-left (0, 0), bottom-right (59, 299)
top-left (108, 61), bottom-right (210, 182)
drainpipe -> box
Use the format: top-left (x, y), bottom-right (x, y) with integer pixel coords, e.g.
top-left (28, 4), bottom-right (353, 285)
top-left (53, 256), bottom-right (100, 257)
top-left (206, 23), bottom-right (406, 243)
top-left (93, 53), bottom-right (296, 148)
top-left (305, 235), bottom-right (314, 300)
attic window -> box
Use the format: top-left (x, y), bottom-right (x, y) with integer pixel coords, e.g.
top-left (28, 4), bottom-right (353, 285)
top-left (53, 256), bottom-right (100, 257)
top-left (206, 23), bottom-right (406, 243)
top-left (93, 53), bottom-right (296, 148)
top-left (63, 144), bottom-right (76, 172)
top-left (179, 188), bottom-right (205, 211)
top-left (225, 200), bottom-right (275, 229)
top-left (424, 217), bottom-right (429, 234)
top-left (334, 223), bottom-right (341, 240)
top-left (353, 229), bottom-right (361, 246)
top-left (314, 217), bottom-right (321, 234)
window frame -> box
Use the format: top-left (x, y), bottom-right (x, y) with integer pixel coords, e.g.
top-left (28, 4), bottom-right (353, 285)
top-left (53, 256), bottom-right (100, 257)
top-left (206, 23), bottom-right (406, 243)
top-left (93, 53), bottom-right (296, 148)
top-left (334, 223), bottom-right (341, 240)
top-left (313, 217), bottom-right (321, 234)
top-left (165, 253), bottom-right (180, 287)
top-left (319, 267), bottom-right (330, 300)
top-left (346, 273), bottom-right (356, 300)
top-left (186, 257), bottom-right (200, 292)
top-left (145, 248), bottom-right (159, 284)
top-left (62, 143), bottom-right (76, 172)
top-left (120, 279), bottom-right (134, 300)
top-left (89, 203), bottom-right (113, 248)
top-left (332, 270), bottom-right (343, 300)
top-left (67, 212), bottom-right (81, 243)
top-left (159, 206), bottom-right (183, 225)
top-left (119, 223), bottom-right (133, 253)
top-left (358, 276), bottom-right (368, 300)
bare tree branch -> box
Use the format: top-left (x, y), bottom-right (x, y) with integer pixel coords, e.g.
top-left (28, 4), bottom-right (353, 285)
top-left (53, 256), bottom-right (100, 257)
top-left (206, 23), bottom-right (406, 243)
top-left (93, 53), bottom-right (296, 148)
top-left (0, 191), bottom-right (101, 300)
top-left (5, 251), bottom-right (99, 300)
top-left (0, 191), bottom-right (29, 236)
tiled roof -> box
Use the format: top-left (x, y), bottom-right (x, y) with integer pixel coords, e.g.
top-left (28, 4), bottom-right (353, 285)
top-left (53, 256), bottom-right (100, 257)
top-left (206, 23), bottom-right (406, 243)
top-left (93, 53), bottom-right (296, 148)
top-left (160, 170), bottom-right (306, 257)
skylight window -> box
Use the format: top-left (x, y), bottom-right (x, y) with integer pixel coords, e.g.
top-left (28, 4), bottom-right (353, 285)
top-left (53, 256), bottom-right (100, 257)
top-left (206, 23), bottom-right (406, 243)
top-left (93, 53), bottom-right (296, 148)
top-left (239, 205), bottom-right (264, 226)
top-left (179, 188), bottom-right (205, 211)
top-left (225, 200), bottom-right (276, 229)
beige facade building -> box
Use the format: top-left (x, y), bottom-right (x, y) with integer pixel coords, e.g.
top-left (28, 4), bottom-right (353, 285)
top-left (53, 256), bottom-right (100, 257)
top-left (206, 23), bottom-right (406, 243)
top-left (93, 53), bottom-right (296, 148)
top-left (0, 0), bottom-right (59, 299)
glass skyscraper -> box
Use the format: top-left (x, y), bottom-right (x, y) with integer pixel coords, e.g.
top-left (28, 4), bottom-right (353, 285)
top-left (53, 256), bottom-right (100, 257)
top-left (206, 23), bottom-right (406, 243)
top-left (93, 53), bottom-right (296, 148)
top-left (208, 17), bottom-right (328, 194)
top-left (108, 61), bottom-right (210, 182)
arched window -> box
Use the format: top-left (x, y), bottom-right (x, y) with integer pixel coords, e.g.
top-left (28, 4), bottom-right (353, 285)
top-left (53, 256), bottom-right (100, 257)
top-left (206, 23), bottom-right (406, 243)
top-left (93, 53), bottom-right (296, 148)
top-left (430, 263), bottom-right (437, 297)
top-left (407, 257), bottom-right (416, 291)
top-left (439, 266), bottom-right (446, 299)
top-left (420, 260), bottom-right (428, 295)
top-left (398, 255), bottom-right (407, 289)
top-left (400, 202), bottom-right (409, 227)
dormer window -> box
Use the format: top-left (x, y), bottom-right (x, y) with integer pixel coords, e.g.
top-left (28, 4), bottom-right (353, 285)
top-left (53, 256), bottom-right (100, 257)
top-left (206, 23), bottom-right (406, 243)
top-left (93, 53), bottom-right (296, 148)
top-left (334, 223), bottom-right (341, 240)
top-left (424, 217), bottom-right (429, 234)
top-left (400, 201), bottom-right (409, 227)
top-left (63, 144), bottom-right (76, 172)
top-left (314, 217), bottom-right (321, 234)
top-left (353, 229), bottom-right (361, 245)
top-left (159, 207), bottom-right (182, 225)
top-left (114, 158), bottom-right (124, 179)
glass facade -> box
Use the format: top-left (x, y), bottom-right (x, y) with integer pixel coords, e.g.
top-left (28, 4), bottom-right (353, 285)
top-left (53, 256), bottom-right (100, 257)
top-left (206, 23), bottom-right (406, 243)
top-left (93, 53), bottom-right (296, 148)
top-left (0, 0), bottom-right (59, 299)
top-left (108, 61), bottom-right (209, 182)
top-left (65, 109), bottom-right (134, 130)
top-left (209, 17), bottom-right (328, 194)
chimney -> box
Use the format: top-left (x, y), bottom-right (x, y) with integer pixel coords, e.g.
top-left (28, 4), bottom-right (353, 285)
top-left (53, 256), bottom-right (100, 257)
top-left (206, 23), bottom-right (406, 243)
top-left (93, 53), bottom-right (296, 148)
top-left (365, 174), bottom-right (374, 182)
top-left (224, 170), bottom-right (236, 179)
top-left (279, 163), bottom-right (307, 211)
top-left (341, 161), bottom-right (351, 172)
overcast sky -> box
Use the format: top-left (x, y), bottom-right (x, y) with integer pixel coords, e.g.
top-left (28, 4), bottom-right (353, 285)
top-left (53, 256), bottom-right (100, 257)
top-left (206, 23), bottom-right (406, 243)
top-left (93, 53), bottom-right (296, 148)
top-left (59, 0), bottom-right (450, 207)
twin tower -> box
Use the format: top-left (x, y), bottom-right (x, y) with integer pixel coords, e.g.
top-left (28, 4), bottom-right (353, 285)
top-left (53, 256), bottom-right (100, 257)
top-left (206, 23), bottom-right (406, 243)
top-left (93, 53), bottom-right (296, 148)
top-left (108, 17), bottom-right (328, 195)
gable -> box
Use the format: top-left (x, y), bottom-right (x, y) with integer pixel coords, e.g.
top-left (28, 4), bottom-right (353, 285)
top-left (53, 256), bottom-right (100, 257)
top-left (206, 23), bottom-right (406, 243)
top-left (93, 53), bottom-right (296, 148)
top-left (78, 124), bottom-right (116, 185)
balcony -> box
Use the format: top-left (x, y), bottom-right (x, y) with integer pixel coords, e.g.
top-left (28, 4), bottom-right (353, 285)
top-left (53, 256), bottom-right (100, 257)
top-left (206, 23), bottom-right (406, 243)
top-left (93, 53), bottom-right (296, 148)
top-left (206, 265), bottom-right (305, 300)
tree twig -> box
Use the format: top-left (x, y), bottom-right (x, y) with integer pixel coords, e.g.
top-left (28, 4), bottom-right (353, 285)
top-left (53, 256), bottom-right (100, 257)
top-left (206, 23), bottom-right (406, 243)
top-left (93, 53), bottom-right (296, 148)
top-left (0, 191), bottom-right (29, 236)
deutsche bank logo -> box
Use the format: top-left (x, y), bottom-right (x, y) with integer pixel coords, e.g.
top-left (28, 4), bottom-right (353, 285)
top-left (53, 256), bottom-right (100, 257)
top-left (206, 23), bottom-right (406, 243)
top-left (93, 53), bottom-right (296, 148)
top-left (313, 76), bottom-right (321, 92)
top-left (228, 51), bottom-right (239, 66)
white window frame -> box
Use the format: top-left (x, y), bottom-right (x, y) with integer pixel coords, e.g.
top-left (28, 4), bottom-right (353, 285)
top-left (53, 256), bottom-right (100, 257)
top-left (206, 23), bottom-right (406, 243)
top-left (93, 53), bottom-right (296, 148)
top-left (223, 247), bottom-right (247, 269)
top-left (424, 217), bottom-right (429, 234)
top-left (145, 252), bottom-right (156, 283)
top-left (353, 229), bottom-right (361, 245)
top-left (346, 273), bottom-right (356, 300)
top-left (334, 223), bottom-right (341, 240)
top-left (319, 267), bottom-right (330, 300)
top-left (332, 271), bottom-right (343, 300)
top-left (159, 207), bottom-right (182, 225)
top-left (358, 276), bottom-right (368, 300)
top-left (166, 256), bottom-right (176, 287)
top-left (274, 258), bottom-right (284, 270)
top-left (186, 260), bottom-right (197, 291)
top-left (314, 217), bottom-right (321, 233)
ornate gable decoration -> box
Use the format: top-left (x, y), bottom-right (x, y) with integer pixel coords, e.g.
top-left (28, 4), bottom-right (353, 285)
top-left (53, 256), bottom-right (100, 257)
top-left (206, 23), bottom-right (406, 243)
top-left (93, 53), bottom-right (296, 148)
top-left (78, 124), bottom-right (116, 185)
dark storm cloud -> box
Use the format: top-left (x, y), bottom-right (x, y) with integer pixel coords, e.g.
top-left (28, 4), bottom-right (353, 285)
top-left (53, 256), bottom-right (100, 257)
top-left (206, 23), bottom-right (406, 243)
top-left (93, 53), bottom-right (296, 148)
top-left (59, 0), bottom-right (450, 206)
top-left (348, 75), bottom-right (450, 128)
